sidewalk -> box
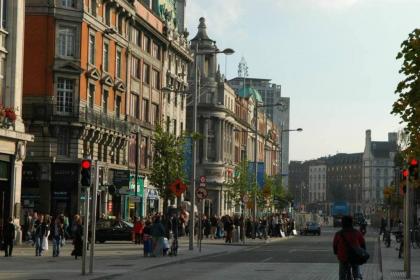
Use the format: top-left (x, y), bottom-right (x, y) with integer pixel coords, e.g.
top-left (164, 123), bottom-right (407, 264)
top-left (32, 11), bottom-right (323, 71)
top-left (0, 236), bottom-right (292, 280)
top-left (380, 237), bottom-right (420, 280)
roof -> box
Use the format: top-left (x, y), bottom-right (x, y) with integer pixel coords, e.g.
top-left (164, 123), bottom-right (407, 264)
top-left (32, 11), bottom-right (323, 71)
top-left (237, 86), bottom-right (263, 103)
top-left (371, 141), bottom-right (397, 158)
top-left (326, 153), bottom-right (363, 165)
top-left (191, 17), bottom-right (214, 42)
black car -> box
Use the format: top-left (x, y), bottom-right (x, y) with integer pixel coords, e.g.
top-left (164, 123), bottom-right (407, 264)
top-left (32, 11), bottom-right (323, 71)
top-left (95, 220), bottom-right (133, 243)
top-left (302, 222), bottom-right (321, 235)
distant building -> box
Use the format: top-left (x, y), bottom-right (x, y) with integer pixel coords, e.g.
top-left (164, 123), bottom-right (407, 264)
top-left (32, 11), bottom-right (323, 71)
top-left (308, 161), bottom-right (327, 214)
top-left (362, 129), bottom-right (398, 214)
top-left (288, 160), bottom-right (310, 210)
top-left (326, 153), bottom-right (363, 215)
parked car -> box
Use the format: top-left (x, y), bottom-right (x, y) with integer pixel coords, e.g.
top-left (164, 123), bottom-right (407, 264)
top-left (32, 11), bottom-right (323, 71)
top-left (95, 219), bottom-right (133, 243)
top-left (301, 222), bottom-right (321, 236)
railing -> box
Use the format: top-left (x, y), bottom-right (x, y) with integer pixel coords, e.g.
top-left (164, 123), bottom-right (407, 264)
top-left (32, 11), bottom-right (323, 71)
top-left (25, 102), bottom-right (131, 135)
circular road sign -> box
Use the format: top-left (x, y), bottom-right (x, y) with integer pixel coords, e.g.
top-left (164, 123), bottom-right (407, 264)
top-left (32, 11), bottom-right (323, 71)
top-left (196, 187), bottom-right (208, 200)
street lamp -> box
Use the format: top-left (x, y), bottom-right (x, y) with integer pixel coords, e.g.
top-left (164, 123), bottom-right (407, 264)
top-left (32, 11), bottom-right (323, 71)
top-left (279, 128), bottom-right (303, 182)
top-left (188, 43), bottom-right (234, 251)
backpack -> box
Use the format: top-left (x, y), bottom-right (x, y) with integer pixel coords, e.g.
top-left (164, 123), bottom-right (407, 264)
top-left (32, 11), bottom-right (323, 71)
top-left (340, 231), bottom-right (370, 265)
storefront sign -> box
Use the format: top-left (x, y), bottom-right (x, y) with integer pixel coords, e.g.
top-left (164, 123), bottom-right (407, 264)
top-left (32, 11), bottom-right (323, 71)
top-left (113, 170), bottom-right (130, 187)
top-left (148, 189), bottom-right (159, 200)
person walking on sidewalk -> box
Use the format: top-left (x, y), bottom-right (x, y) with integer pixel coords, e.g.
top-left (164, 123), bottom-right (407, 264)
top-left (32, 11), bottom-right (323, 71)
top-left (333, 215), bottom-right (366, 280)
top-left (34, 214), bottom-right (47, 256)
top-left (51, 216), bottom-right (64, 257)
top-left (3, 217), bottom-right (15, 257)
top-left (71, 214), bottom-right (83, 260)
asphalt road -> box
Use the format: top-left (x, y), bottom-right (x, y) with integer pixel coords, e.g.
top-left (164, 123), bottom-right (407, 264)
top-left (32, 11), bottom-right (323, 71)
top-left (119, 226), bottom-right (380, 280)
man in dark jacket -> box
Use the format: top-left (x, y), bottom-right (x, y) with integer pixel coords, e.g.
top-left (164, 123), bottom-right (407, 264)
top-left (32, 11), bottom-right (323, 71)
top-left (333, 215), bottom-right (366, 280)
top-left (3, 217), bottom-right (15, 257)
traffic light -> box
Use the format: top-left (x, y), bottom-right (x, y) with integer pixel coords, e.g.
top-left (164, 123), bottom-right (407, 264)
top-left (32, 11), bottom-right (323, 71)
top-left (80, 159), bottom-right (92, 187)
top-left (409, 158), bottom-right (419, 180)
top-left (400, 169), bottom-right (408, 195)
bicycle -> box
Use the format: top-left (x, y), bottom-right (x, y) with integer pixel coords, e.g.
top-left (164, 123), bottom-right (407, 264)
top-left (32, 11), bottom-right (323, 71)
top-left (343, 263), bottom-right (361, 280)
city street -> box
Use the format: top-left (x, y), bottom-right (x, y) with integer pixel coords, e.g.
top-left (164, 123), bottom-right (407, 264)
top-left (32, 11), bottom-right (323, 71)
top-left (0, 226), bottom-right (380, 280)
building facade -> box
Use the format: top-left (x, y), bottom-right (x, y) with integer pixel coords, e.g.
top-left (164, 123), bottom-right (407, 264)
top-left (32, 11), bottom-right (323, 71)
top-left (288, 160), bottom-right (310, 210)
top-left (308, 162), bottom-right (327, 214)
top-left (187, 18), bottom-right (278, 217)
top-left (0, 0), bottom-right (34, 242)
top-left (22, 0), bottom-right (191, 219)
top-left (326, 153), bottom-right (363, 215)
top-left (362, 129), bottom-right (397, 215)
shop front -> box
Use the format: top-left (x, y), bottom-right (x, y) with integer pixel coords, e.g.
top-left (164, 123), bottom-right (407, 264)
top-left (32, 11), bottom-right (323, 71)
top-left (51, 164), bottom-right (78, 216)
top-left (0, 155), bottom-right (11, 239)
top-left (21, 163), bottom-right (40, 215)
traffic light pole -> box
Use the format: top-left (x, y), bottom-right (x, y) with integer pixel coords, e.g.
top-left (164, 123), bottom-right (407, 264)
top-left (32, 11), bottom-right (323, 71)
top-left (404, 173), bottom-right (410, 278)
top-left (82, 187), bottom-right (90, 275)
top-left (89, 161), bottom-right (99, 274)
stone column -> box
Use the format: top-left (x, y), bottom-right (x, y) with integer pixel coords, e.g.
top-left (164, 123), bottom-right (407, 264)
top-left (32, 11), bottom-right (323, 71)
top-left (215, 118), bottom-right (221, 162)
top-left (10, 156), bottom-right (23, 243)
top-left (203, 118), bottom-right (209, 162)
top-left (219, 120), bottom-right (224, 162)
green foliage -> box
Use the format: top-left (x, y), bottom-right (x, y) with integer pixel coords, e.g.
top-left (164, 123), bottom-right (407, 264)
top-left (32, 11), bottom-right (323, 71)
top-left (149, 125), bottom-right (185, 203)
top-left (226, 160), bottom-right (252, 206)
top-left (392, 29), bottom-right (420, 156)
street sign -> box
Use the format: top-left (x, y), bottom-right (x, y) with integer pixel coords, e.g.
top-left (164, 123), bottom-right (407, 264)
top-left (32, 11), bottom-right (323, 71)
top-left (130, 196), bottom-right (141, 203)
top-left (242, 194), bottom-right (249, 203)
top-left (169, 178), bottom-right (187, 197)
top-left (199, 176), bottom-right (206, 187)
top-left (196, 187), bottom-right (208, 200)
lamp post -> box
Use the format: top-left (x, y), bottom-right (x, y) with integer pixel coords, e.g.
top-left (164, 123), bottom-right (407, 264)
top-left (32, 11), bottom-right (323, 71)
top-left (279, 128), bottom-right (303, 182)
top-left (188, 44), bottom-right (234, 251)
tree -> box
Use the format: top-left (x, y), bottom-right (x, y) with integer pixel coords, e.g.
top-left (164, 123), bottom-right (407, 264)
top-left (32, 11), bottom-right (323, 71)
top-left (226, 160), bottom-right (252, 207)
top-left (149, 125), bottom-right (185, 215)
top-left (392, 29), bottom-right (420, 156)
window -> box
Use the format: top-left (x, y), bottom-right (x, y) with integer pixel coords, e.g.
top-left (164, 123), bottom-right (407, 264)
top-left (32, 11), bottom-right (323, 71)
top-left (167, 91), bottom-right (171, 104)
top-left (180, 122), bottom-right (184, 135)
top-left (174, 92), bottom-right (178, 107)
top-left (142, 99), bottom-right (149, 122)
top-left (103, 41), bottom-right (109, 72)
top-left (131, 28), bottom-right (140, 46)
top-left (89, 33), bottom-right (95, 64)
top-left (61, 0), bottom-right (76, 8)
top-left (181, 95), bottom-right (184, 110)
top-left (117, 14), bottom-right (123, 34)
top-left (116, 48), bottom-right (122, 78)
top-left (152, 69), bottom-right (160, 89)
top-left (57, 127), bottom-right (70, 156)
top-left (102, 89), bottom-right (109, 114)
top-left (166, 116), bottom-right (170, 132)
top-left (143, 64), bottom-right (150, 84)
top-left (173, 119), bottom-right (177, 135)
top-left (88, 84), bottom-right (95, 108)
top-left (89, 0), bottom-right (97, 16)
top-left (140, 136), bottom-right (148, 169)
top-left (58, 27), bottom-right (75, 57)
top-left (143, 36), bottom-right (150, 53)
top-left (131, 57), bottom-right (140, 79)
top-left (130, 93), bottom-right (139, 118)
top-left (56, 78), bottom-right (74, 113)
top-left (151, 103), bottom-right (159, 125)
top-left (105, 4), bottom-right (111, 26)
top-left (151, 42), bottom-right (160, 59)
top-left (115, 96), bottom-right (121, 118)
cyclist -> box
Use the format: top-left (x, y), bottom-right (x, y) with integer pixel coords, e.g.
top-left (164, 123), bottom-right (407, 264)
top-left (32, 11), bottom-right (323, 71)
top-left (333, 215), bottom-right (366, 280)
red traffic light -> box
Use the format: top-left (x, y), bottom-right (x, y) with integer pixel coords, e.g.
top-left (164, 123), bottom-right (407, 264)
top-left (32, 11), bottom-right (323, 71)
top-left (402, 169), bottom-right (409, 177)
top-left (81, 160), bottom-right (91, 169)
top-left (410, 159), bottom-right (418, 166)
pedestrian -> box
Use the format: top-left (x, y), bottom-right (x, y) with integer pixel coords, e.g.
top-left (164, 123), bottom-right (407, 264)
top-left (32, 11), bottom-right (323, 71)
top-left (71, 214), bottom-right (83, 260)
top-left (134, 217), bottom-right (144, 244)
top-left (224, 215), bottom-right (233, 243)
top-left (34, 214), bottom-right (47, 256)
top-left (42, 215), bottom-right (51, 252)
top-left (51, 216), bottom-right (64, 257)
top-left (3, 217), bottom-right (15, 257)
top-left (143, 219), bottom-right (152, 257)
top-left (150, 215), bottom-right (165, 257)
top-left (333, 215), bottom-right (366, 280)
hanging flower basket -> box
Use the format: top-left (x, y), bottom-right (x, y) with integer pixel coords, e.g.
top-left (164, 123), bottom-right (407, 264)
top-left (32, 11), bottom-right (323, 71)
top-left (0, 105), bottom-right (16, 129)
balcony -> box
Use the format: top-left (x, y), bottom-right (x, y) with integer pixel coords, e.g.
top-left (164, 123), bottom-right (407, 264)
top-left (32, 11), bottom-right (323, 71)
top-left (24, 102), bottom-right (131, 135)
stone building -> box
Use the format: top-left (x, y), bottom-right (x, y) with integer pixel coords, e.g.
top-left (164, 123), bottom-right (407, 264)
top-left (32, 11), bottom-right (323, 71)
top-left (0, 0), bottom-right (34, 242)
top-left (362, 129), bottom-right (397, 215)
top-left (288, 160), bottom-right (310, 210)
top-left (187, 18), bottom-right (278, 216)
top-left (308, 161), bottom-right (327, 213)
top-left (326, 153), bottom-right (363, 214)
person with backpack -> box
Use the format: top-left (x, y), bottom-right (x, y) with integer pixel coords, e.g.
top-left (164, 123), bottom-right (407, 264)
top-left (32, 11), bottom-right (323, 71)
top-left (333, 215), bottom-right (368, 280)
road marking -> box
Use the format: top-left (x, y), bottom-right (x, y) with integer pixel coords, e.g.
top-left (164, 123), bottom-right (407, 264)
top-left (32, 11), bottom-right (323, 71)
top-left (260, 257), bottom-right (273, 263)
top-left (289, 249), bottom-right (330, 253)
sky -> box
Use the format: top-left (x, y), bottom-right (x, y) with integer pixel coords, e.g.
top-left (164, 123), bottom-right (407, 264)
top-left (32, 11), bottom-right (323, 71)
top-left (185, 0), bottom-right (419, 162)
